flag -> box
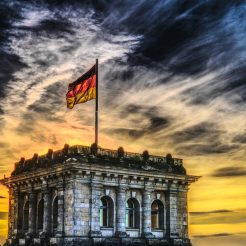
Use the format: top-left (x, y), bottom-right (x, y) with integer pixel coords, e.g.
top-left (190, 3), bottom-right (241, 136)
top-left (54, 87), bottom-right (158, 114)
top-left (66, 65), bottom-right (96, 109)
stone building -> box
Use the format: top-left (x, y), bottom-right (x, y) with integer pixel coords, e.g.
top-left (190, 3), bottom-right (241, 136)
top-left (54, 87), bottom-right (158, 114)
top-left (1, 144), bottom-right (199, 246)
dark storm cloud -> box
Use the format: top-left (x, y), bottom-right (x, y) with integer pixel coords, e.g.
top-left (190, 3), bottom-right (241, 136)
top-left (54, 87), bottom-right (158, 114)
top-left (0, 51), bottom-right (27, 98)
top-left (183, 65), bottom-right (246, 106)
top-left (211, 166), bottom-right (246, 177)
top-left (170, 122), bottom-right (239, 156)
top-left (27, 82), bottom-right (66, 122)
top-left (232, 131), bottom-right (246, 144)
top-left (120, 104), bottom-right (170, 127)
top-left (175, 142), bottom-right (239, 156)
top-left (149, 117), bottom-right (169, 132)
top-left (98, 0), bottom-right (246, 105)
top-left (30, 19), bottom-right (74, 35)
top-left (93, 2), bottom-right (243, 62)
top-left (108, 128), bottom-right (145, 140)
top-left (0, 0), bottom-right (21, 43)
top-left (104, 115), bottom-right (169, 141)
top-left (38, 0), bottom-right (246, 74)
top-left (0, 1), bottom-right (27, 98)
top-left (171, 122), bottom-right (223, 143)
top-left (1, 0), bottom-right (246, 104)
top-left (0, 0), bottom-right (245, 163)
top-left (106, 104), bottom-right (170, 140)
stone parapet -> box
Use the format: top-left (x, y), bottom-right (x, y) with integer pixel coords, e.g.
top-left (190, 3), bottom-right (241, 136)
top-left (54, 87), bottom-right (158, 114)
top-left (10, 145), bottom-right (186, 176)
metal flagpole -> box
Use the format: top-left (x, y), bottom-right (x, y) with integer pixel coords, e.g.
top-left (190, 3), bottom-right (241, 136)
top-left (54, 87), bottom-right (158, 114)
top-left (95, 59), bottom-right (98, 146)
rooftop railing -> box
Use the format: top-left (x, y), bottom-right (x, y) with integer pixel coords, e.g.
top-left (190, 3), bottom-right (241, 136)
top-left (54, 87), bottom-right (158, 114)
top-left (11, 144), bottom-right (185, 176)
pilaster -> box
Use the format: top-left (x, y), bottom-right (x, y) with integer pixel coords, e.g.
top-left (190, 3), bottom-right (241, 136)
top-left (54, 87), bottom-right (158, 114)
top-left (177, 185), bottom-right (189, 239)
top-left (141, 183), bottom-right (154, 238)
top-left (115, 182), bottom-right (128, 237)
top-left (166, 181), bottom-right (179, 238)
top-left (90, 181), bottom-right (102, 237)
top-left (8, 188), bottom-right (15, 238)
top-left (56, 184), bottom-right (65, 237)
top-left (27, 188), bottom-right (36, 236)
top-left (42, 186), bottom-right (52, 237)
top-left (13, 187), bottom-right (23, 238)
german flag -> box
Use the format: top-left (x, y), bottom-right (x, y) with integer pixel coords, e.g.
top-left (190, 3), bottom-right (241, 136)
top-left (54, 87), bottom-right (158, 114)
top-left (66, 65), bottom-right (96, 109)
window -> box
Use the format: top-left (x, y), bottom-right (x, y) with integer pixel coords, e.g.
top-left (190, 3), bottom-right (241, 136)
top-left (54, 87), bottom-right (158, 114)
top-left (52, 196), bottom-right (58, 233)
top-left (151, 200), bottom-right (164, 229)
top-left (126, 198), bottom-right (140, 228)
top-left (23, 201), bottom-right (29, 231)
top-left (100, 196), bottom-right (114, 227)
top-left (37, 199), bottom-right (44, 230)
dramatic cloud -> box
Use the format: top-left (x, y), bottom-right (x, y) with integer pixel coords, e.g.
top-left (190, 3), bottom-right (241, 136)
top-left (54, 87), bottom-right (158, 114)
top-left (190, 209), bottom-right (246, 225)
top-left (232, 131), bottom-right (246, 144)
top-left (211, 167), bottom-right (246, 177)
top-left (0, 1), bottom-right (246, 245)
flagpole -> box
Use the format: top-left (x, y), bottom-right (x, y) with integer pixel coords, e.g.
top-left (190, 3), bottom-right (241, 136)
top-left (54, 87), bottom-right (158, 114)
top-left (95, 59), bottom-right (98, 146)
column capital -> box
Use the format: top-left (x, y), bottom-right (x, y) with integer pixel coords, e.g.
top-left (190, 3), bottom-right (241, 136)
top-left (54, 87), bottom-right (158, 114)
top-left (143, 187), bottom-right (154, 193)
top-left (13, 186), bottom-right (20, 194)
top-left (56, 182), bottom-right (65, 191)
top-left (42, 186), bottom-right (51, 195)
top-left (29, 191), bottom-right (36, 203)
top-left (117, 183), bottom-right (128, 191)
top-left (90, 181), bottom-right (102, 189)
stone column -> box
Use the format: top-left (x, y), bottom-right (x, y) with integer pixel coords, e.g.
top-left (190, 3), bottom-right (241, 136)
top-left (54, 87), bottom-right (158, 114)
top-left (178, 186), bottom-right (189, 239)
top-left (142, 188), bottom-right (154, 238)
top-left (90, 182), bottom-right (102, 236)
top-left (115, 184), bottom-right (128, 237)
top-left (13, 187), bottom-right (23, 238)
top-left (56, 184), bottom-right (65, 237)
top-left (28, 190), bottom-right (36, 236)
top-left (42, 188), bottom-right (51, 236)
top-left (165, 182), bottom-right (178, 238)
top-left (8, 188), bottom-right (15, 238)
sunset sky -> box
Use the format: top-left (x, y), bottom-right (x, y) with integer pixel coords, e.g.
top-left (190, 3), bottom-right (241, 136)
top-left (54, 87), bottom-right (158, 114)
top-left (0, 0), bottom-right (246, 245)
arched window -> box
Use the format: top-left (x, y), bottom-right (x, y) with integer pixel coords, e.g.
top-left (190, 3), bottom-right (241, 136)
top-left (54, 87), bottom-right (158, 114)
top-left (126, 198), bottom-right (140, 228)
top-left (52, 196), bottom-right (58, 233)
top-left (100, 196), bottom-right (114, 227)
top-left (23, 201), bottom-right (29, 231)
top-left (151, 200), bottom-right (164, 229)
top-left (37, 199), bottom-right (44, 230)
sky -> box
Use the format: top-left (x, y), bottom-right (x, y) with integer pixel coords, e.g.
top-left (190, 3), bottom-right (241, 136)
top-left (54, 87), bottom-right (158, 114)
top-left (0, 0), bottom-right (246, 245)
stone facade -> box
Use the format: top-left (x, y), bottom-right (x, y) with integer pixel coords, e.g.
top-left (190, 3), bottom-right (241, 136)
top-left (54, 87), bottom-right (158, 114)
top-left (1, 145), bottom-right (199, 246)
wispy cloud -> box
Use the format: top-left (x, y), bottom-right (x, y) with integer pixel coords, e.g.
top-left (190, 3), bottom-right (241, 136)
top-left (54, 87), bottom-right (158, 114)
top-left (211, 167), bottom-right (246, 177)
top-left (193, 233), bottom-right (233, 238)
top-left (0, 212), bottom-right (7, 220)
top-left (0, 1), bottom-right (246, 244)
top-left (190, 209), bottom-right (246, 225)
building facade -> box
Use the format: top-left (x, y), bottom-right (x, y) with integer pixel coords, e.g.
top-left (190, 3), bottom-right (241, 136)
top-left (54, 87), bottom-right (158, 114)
top-left (1, 144), bottom-right (199, 246)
